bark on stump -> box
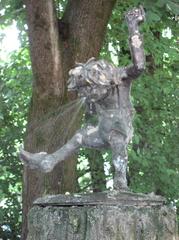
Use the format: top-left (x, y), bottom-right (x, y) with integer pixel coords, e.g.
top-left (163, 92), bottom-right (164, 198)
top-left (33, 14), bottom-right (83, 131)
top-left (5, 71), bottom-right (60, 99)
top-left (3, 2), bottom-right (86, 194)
top-left (27, 191), bottom-right (178, 240)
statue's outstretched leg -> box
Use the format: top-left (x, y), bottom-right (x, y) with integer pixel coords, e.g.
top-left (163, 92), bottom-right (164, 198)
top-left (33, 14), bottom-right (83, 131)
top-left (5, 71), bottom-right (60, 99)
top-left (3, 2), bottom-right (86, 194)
top-left (20, 125), bottom-right (107, 172)
top-left (109, 130), bottom-right (128, 190)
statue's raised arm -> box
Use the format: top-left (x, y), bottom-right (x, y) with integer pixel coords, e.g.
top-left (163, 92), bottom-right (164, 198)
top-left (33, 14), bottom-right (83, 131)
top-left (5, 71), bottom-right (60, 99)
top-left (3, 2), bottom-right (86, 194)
top-left (124, 6), bottom-right (145, 80)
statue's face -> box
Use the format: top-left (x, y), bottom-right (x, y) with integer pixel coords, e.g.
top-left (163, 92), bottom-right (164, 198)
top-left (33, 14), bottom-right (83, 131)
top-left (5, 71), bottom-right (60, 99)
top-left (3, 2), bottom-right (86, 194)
top-left (67, 66), bottom-right (83, 91)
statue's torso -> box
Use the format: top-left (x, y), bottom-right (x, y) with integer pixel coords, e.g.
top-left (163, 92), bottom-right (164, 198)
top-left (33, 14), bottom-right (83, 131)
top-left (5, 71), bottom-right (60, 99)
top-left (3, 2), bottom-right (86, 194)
top-left (95, 81), bottom-right (134, 142)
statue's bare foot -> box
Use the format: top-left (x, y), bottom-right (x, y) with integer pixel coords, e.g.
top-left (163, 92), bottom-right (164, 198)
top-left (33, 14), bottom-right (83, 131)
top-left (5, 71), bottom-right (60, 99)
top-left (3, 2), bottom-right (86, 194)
top-left (114, 183), bottom-right (130, 192)
top-left (20, 148), bottom-right (54, 173)
top-left (113, 175), bottom-right (129, 192)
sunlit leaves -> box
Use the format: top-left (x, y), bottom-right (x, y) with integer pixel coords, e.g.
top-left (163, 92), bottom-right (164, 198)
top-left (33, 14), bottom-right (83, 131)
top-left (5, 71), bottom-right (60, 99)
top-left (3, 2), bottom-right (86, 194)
top-left (0, 0), bottom-right (25, 26)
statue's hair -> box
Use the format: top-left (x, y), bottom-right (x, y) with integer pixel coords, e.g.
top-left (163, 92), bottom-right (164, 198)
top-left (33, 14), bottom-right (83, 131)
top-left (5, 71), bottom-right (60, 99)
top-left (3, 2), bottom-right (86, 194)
top-left (74, 58), bottom-right (116, 86)
top-left (75, 58), bottom-right (128, 87)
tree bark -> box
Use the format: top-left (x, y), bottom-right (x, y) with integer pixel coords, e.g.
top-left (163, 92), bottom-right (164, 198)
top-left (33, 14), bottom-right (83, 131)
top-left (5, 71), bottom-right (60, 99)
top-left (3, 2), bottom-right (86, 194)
top-left (22, 0), bottom-right (116, 239)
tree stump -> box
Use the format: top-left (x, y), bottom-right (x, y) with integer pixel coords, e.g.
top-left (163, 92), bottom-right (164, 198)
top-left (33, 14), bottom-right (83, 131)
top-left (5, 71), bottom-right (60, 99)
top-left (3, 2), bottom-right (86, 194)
top-left (27, 191), bottom-right (178, 240)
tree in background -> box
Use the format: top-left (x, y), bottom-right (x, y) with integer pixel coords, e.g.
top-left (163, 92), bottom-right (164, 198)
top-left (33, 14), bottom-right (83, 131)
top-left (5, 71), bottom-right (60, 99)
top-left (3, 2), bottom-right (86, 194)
top-left (0, 0), bottom-right (178, 239)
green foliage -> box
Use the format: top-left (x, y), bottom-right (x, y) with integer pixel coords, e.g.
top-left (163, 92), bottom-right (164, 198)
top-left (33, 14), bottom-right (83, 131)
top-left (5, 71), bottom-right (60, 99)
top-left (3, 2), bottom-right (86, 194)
top-left (0, 47), bottom-right (32, 238)
top-left (0, 0), bottom-right (179, 238)
top-left (0, 0), bottom-right (25, 27)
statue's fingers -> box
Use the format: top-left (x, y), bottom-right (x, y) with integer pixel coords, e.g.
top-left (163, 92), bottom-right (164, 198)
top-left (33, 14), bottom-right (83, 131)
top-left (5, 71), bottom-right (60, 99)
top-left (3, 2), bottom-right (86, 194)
top-left (139, 5), bottom-right (145, 14)
top-left (139, 5), bottom-right (145, 21)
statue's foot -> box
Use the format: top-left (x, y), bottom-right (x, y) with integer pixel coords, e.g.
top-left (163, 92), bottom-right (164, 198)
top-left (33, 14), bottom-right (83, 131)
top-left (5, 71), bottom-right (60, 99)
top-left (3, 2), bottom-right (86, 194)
top-left (114, 184), bottom-right (130, 192)
top-left (113, 176), bottom-right (129, 192)
top-left (19, 148), bottom-right (54, 173)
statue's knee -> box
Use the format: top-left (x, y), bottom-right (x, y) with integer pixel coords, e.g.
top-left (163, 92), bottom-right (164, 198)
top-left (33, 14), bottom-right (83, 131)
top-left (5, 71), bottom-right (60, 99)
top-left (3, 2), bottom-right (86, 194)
top-left (109, 130), bottom-right (126, 141)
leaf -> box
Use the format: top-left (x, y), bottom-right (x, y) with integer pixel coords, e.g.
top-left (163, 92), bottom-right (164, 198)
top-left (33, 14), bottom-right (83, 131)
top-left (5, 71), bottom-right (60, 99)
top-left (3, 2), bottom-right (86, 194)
top-left (167, 1), bottom-right (179, 15)
top-left (156, 0), bottom-right (168, 8)
top-left (133, 134), bottom-right (140, 144)
top-left (146, 10), bottom-right (161, 22)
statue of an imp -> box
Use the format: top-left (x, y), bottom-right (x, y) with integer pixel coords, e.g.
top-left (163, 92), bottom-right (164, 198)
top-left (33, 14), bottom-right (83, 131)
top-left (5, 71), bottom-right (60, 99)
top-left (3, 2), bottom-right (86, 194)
top-left (20, 6), bottom-right (145, 190)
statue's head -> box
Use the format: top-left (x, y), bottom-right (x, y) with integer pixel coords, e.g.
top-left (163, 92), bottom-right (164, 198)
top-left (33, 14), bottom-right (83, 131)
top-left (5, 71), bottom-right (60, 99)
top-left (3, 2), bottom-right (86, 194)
top-left (68, 58), bottom-right (116, 102)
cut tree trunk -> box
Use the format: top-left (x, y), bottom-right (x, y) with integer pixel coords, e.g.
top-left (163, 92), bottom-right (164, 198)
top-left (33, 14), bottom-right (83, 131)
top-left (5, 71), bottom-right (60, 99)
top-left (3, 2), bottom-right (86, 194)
top-left (27, 192), bottom-right (178, 240)
top-left (22, 0), bottom-right (116, 238)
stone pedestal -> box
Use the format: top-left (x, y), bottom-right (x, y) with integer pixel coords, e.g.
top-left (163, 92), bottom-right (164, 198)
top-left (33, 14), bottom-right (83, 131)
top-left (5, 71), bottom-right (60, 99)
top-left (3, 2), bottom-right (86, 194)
top-left (27, 191), bottom-right (178, 240)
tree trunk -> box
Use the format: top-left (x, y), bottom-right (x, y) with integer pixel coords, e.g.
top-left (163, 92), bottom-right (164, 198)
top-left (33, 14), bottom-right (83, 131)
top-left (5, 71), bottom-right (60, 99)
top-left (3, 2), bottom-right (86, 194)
top-left (27, 192), bottom-right (178, 240)
top-left (22, 0), bottom-right (116, 239)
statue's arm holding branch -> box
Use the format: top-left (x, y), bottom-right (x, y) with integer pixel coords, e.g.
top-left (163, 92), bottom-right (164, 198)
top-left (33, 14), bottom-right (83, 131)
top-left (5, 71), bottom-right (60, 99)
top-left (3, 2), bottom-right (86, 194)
top-left (124, 6), bottom-right (145, 80)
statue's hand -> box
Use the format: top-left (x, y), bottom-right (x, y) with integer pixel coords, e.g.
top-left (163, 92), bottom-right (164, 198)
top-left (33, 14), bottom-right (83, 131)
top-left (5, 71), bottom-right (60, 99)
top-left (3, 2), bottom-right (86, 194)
top-left (125, 6), bottom-right (145, 25)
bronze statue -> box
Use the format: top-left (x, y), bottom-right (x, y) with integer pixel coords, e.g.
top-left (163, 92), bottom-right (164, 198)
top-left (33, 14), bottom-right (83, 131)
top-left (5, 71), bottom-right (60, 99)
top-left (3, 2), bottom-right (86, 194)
top-left (20, 6), bottom-right (145, 190)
